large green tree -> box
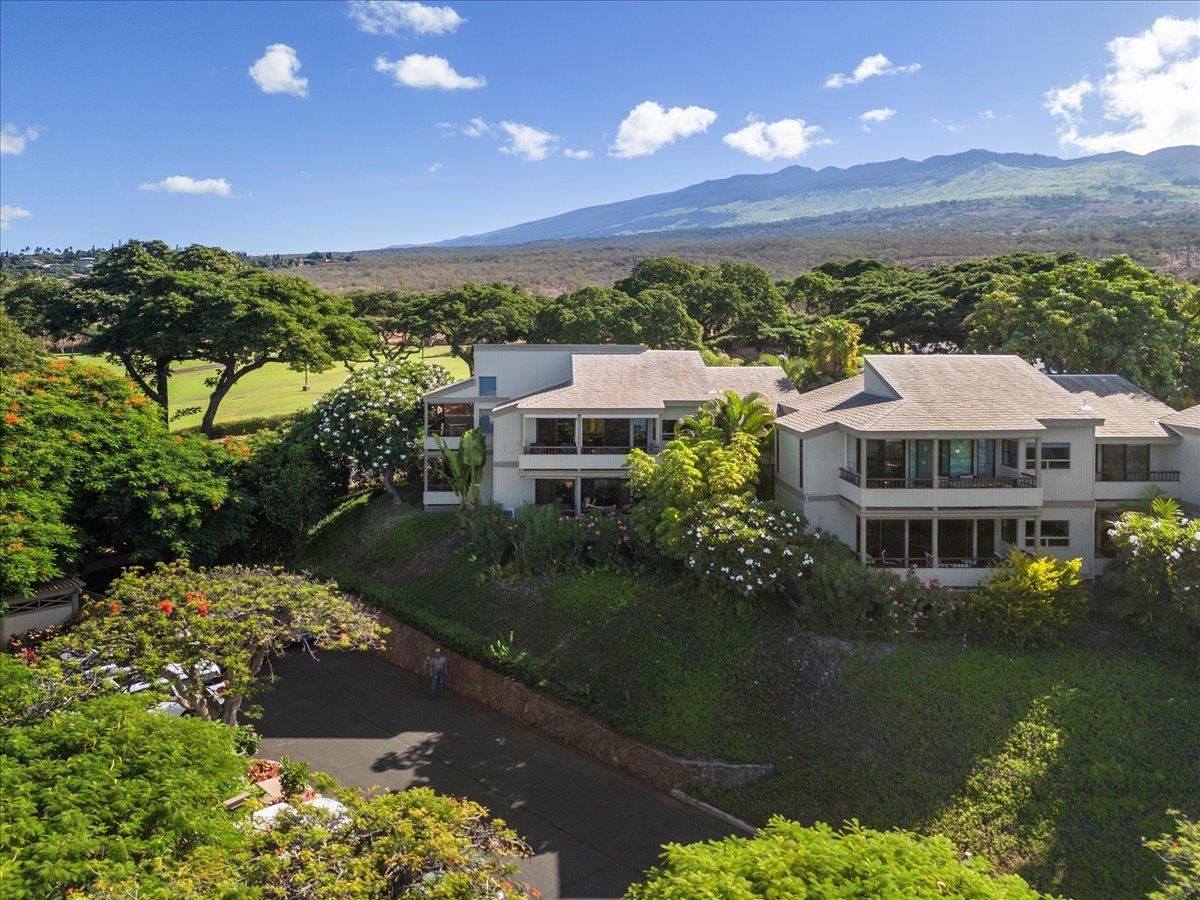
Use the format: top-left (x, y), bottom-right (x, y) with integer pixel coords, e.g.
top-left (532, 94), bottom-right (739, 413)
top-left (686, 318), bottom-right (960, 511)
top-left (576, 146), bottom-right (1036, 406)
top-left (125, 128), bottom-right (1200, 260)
top-left (966, 255), bottom-right (1193, 398)
top-left (43, 241), bottom-right (374, 433)
top-left (1, 359), bottom-right (245, 596)
top-left (530, 285), bottom-right (701, 348)
top-left (345, 288), bottom-right (438, 361)
top-left (433, 281), bottom-right (541, 371)
top-left (614, 255), bottom-right (703, 296)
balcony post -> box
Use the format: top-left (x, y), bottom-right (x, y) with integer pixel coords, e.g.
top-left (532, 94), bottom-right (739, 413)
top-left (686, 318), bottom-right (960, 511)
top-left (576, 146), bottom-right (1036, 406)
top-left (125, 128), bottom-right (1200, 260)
top-left (576, 415), bottom-right (582, 453)
top-left (931, 518), bottom-right (939, 570)
top-left (858, 516), bottom-right (867, 564)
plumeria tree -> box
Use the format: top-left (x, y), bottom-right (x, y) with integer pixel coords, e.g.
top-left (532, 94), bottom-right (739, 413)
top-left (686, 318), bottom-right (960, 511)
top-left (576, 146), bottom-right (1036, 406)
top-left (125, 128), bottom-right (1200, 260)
top-left (314, 360), bottom-right (455, 504)
top-left (49, 561), bottom-right (385, 724)
top-left (1106, 497), bottom-right (1200, 645)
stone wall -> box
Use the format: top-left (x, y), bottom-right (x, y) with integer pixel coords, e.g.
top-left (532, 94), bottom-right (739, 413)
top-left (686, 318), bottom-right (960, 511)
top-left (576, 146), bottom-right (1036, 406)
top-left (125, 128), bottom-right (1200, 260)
top-left (374, 612), bottom-right (772, 792)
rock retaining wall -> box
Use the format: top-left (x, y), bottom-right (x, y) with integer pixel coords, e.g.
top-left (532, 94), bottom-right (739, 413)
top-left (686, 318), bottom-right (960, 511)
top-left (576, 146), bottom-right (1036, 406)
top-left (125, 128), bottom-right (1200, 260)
top-left (374, 612), bottom-right (773, 792)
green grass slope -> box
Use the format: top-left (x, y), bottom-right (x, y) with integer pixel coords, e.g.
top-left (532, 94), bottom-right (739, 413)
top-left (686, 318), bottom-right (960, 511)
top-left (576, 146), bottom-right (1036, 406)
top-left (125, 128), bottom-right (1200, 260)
top-left (299, 495), bottom-right (1200, 899)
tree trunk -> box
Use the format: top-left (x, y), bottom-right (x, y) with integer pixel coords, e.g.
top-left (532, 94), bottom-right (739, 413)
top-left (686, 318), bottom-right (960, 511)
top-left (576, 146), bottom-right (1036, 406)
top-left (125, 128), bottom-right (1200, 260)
top-left (155, 358), bottom-right (170, 424)
top-left (116, 351), bottom-right (168, 417)
top-left (382, 469), bottom-right (402, 505)
top-left (200, 358), bottom-right (272, 436)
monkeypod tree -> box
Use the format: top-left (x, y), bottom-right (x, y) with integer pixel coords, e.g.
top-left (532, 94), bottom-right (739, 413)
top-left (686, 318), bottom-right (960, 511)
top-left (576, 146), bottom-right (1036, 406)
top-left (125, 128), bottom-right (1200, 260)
top-left (50, 561), bottom-right (385, 725)
top-left (345, 288), bottom-right (438, 361)
top-left (432, 282), bottom-right (542, 372)
top-left (314, 360), bottom-right (455, 503)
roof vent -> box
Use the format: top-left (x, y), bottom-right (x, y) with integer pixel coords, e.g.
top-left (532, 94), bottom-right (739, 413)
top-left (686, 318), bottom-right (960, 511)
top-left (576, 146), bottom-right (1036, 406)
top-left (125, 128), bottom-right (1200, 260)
top-left (1079, 403), bottom-right (1094, 412)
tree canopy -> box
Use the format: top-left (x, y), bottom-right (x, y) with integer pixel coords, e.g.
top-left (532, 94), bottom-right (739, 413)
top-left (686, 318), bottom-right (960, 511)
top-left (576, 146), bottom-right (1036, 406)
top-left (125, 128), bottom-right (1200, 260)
top-left (50, 561), bottom-right (384, 724)
top-left (530, 285), bottom-right (701, 348)
top-left (1, 359), bottom-right (246, 596)
top-left (432, 281), bottom-right (542, 371)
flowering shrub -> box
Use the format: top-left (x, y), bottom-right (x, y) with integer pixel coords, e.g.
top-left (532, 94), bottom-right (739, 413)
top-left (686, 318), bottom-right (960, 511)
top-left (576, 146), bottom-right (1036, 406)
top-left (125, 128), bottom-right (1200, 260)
top-left (964, 551), bottom-right (1089, 647)
top-left (679, 498), bottom-right (811, 599)
top-left (794, 556), bottom-right (900, 632)
top-left (875, 576), bottom-right (962, 637)
top-left (314, 361), bottom-right (454, 504)
top-left (1105, 497), bottom-right (1200, 646)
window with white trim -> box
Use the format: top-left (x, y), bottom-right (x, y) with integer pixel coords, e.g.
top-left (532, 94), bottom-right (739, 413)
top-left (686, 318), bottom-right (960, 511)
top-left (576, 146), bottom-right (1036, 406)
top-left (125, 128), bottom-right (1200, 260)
top-left (1026, 442), bottom-right (1070, 469)
top-left (478, 376), bottom-right (497, 397)
top-left (1025, 519), bottom-right (1070, 547)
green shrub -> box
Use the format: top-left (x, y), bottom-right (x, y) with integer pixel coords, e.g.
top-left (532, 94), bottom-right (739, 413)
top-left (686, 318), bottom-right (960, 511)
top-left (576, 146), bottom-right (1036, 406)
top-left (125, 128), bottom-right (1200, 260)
top-left (1104, 497), bottom-right (1200, 647)
top-left (874, 575), bottom-right (963, 637)
top-left (463, 503), bottom-right (516, 567)
top-left (626, 817), bottom-right (1046, 898)
top-left (679, 498), bottom-right (811, 599)
top-left (964, 551), bottom-right (1089, 647)
top-left (513, 505), bottom-right (583, 574)
top-left (577, 509), bottom-right (639, 566)
top-left (278, 756), bottom-right (311, 798)
top-left (231, 724), bottom-right (262, 757)
top-left (792, 555), bottom-right (900, 633)
top-left (1145, 810), bottom-right (1200, 900)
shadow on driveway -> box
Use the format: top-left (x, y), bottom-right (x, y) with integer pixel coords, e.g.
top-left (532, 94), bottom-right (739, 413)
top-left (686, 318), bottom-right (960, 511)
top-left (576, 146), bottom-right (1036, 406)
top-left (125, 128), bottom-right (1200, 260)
top-left (256, 650), bottom-right (733, 899)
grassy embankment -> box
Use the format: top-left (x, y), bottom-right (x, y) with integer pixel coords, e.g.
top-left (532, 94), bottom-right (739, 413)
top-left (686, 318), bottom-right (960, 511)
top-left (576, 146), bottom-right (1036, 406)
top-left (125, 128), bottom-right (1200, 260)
top-left (60, 347), bottom-right (469, 432)
top-left (298, 494), bottom-right (1200, 900)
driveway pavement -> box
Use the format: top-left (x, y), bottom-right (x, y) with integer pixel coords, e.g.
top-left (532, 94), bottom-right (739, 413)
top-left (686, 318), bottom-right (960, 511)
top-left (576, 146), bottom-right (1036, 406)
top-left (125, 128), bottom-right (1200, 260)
top-left (256, 651), bottom-right (733, 899)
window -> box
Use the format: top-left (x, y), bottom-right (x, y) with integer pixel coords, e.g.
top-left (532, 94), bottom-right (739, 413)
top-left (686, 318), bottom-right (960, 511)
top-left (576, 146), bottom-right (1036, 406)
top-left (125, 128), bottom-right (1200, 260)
top-left (535, 418), bottom-right (576, 447)
top-left (1027, 442), bottom-right (1070, 469)
top-left (478, 376), bottom-right (497, 397)
top-left (865, 439), bottom-right (905, 478)
top-left (428, 403), bottom-right (474, 436)
top-left (906, 439), bottom-right (934, 480)
top-left (662, 419), bottom-right (678, 441)
top-left (535, 478), bottom-right (575, 510)
top-left (939, 439), bottom-right (974, 477)
top-left (1001, 518), bottom-right (1017, 545)
top-left (581, 478), bottom-right (631, 511)
top-left (1002, 439), bottom-right (1019, 469)
top-left (1025, 519), bottom-right (1070, 547)
top-left (478, 413), bottom-right (493, 435)
top-left (1097, 444), bottom-right (1150, 481)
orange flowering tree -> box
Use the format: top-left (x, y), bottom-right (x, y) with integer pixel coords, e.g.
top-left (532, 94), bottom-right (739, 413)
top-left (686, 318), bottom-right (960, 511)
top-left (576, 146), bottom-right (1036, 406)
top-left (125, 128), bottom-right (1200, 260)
top-left (0, 359), bottom-right (246, 596)
top-left (49, 561), bottom-right (385, 724)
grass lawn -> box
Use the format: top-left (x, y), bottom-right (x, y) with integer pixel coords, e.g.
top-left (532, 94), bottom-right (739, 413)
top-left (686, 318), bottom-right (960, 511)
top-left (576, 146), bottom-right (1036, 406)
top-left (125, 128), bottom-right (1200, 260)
top-left (300, 495), bottom-right (1200, 900)
top-left (59, 347), bottom-right (470, 431)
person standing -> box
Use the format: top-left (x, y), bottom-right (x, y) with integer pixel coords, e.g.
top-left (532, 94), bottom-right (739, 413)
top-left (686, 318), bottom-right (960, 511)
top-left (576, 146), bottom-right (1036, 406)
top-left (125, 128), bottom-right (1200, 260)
top-left (427, 647), bottom-right (448, 698)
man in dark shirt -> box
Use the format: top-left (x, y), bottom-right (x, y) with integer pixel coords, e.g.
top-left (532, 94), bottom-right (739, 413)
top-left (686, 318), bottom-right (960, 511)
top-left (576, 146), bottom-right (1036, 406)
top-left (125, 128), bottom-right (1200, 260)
top-left (427, 647), bottom-right (448, 698)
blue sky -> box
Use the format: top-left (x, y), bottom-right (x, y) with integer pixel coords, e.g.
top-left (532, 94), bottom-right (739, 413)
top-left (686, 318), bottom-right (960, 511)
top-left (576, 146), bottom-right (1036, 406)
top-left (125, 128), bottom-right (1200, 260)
top-left (1, 0), bottom-right (1197, 253)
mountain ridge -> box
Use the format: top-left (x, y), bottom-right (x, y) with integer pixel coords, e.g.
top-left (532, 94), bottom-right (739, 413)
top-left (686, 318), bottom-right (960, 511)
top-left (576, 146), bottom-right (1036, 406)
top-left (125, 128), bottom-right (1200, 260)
top-left (430, 146), bottom-right (1200, 247)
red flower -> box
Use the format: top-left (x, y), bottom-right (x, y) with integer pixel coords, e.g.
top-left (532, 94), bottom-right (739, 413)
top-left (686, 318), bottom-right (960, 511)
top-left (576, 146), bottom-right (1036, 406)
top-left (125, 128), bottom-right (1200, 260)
top-left (158, 599), bottom-right (175, 615)
top-left (22, 647), bottom-right (38, 666)
top-left (196, 600), bottom-right (209, 617)
top-left (108, 601), bottom-right (122, 615)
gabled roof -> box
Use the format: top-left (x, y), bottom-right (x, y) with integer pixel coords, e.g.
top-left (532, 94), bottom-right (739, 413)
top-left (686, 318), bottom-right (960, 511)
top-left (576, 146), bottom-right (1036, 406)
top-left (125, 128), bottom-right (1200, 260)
top-left (1161, 403), bottom-right (1200, 431)
top-left (777, 355), bottom-right (1103, 435)
top-left (491, 349), bottom-right (795, 413)
top-left (1048, 375), bottom-right (1182, 439)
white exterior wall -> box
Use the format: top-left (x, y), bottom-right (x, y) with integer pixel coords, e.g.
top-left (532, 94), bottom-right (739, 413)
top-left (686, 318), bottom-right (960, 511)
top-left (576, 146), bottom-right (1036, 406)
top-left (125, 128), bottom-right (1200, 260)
top-left (1037, 424), bottom-right (1096, 503)
top-left (1175, 430), bottom-right (1200, 506)
top-left (777, 429), bottom-right (801, 494)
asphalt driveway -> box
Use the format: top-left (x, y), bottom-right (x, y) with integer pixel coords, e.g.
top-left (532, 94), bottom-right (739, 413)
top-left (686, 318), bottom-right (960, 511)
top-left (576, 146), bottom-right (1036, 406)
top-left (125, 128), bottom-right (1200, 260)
top-left (256, 650), bottom-right (733, 899)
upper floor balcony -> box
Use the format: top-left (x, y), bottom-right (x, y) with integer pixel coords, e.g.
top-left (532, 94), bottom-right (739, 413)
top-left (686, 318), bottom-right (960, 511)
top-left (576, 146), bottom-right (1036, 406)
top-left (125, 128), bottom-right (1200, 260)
top-left (424, 402), bottom-right (474, 449)
top-left (519, 415), bottom-right (659, 470)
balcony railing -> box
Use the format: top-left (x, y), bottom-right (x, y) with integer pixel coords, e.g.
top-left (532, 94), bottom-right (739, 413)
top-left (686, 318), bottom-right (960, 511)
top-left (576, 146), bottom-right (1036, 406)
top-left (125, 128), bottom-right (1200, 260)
top-left (867, 555), bottom-right (1003, 569)
top-left (1096, 470), bottom-right (1181, 482)
top-left (429, 421), bottom-right (473, 438)
top-left (526, 444), bottom-right (661, 455)
top-left (839, 468), bottom-right (1036, 489)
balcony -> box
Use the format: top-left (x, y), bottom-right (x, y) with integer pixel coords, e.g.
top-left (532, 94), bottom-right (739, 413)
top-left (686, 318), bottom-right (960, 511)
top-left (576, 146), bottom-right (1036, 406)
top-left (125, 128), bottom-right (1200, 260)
top-left (520, 443), bottom-right (659, 470)
top-left (1096, 470), bottom-right (1180, 482)
top-left (838, 468), bottom-right (1041, 509)
top-left (839, 469), bottom-right (1037, 489)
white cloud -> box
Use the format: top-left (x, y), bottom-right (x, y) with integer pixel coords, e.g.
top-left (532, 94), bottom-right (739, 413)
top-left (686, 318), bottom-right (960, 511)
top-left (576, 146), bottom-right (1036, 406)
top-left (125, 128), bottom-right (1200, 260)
top-left (348, 1), bottom-right (463, 36)
top-left (0, 205), bottom-right (32, 229)
top-left (858, 107), bottom-right (896, 131)
top-left (498, 121), bottom-right (557, 161)
top-left (1045, 15), bottom-right (1200, 154)
top-left (138, 176), bottom-right (232, 197)
top-left (824, 53), bottom-right (921, 88)
top-left (249, 44), bottom-right (309, 98)
top-left (563, 148), bottom-right (593, 159)
top-left (610, 101), bottom-right (717, 158)
top-left (979, 109), bottom-right (996, 120)
top-left (930, 117), bottom-right (966, 134)
top-left (462, 116), bottom-right (492, 137)
top-left (722, 117), bottom-right (830, 160)
top-left (374, 54), bottom-right (484, 90)
top-left (428, 161), bottom-right (443, 172)
top-left (1, 124), bottom-right (40, 156)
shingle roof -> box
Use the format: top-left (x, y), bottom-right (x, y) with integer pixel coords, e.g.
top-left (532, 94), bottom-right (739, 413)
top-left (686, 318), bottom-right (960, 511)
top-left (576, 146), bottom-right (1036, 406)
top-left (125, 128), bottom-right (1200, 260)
top-left (777, 355), bottom-right (1102, 435)
top-left (1048, 375), bottom-right (1181, 439)
top-left (491, 349), bottom-right (795, 412)
top-left (1161, 403), bottom-right (1200, 431)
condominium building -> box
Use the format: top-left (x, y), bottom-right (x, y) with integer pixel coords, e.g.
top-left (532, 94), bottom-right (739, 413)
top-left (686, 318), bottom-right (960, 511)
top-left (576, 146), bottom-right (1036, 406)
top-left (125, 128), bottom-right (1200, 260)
top-left (773, 355), bottom-right (1198, 586)
top-left (422, 344), bottom-right (794, 514)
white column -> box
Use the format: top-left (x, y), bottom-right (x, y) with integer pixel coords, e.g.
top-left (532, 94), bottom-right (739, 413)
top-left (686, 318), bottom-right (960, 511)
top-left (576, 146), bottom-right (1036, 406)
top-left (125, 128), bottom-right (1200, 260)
top-left (859, 516), bottom-right (868, 563)
top-left (931, 518), bottom-right (939, 570)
